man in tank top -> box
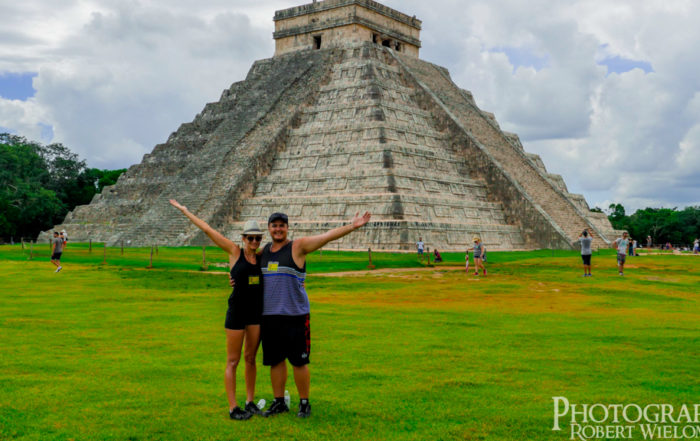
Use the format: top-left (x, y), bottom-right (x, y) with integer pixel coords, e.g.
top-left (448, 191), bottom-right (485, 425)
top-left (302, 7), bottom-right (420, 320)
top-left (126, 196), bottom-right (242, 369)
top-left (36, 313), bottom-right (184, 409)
top-left (258, 210), bottom-right (371, 419)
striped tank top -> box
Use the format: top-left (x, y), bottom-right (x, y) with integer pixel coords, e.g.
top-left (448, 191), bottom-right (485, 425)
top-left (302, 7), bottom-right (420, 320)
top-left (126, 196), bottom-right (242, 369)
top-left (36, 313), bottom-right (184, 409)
top-left (260, 241), bottom-right (309, 316)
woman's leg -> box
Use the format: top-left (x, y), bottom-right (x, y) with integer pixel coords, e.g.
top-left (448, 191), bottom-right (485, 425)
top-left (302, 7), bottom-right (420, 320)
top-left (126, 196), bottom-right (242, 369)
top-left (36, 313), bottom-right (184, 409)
top-left (225, 329), bottom-right (245, 411)
top-left (243, 324), bottom-right (261, 403)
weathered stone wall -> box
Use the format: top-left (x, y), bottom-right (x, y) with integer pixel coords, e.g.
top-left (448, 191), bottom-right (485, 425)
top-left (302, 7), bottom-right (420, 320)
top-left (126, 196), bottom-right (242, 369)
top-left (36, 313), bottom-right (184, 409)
top-left (223, 43), bottom-right (526, 251)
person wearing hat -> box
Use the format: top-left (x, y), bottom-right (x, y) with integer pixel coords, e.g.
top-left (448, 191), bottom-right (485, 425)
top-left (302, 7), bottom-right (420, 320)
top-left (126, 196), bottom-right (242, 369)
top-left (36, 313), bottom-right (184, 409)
top-left (467, 236), bottom-right (487, 276)
top-left (169, 199), bottom-right (264, 420)
top-left (238, 209), bottom-right (371, 418)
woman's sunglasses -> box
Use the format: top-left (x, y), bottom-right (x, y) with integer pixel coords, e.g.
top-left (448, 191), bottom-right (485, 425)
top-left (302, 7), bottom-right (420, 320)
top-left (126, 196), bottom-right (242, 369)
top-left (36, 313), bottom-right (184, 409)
top-left (245, 235), bottom-right (263, 242)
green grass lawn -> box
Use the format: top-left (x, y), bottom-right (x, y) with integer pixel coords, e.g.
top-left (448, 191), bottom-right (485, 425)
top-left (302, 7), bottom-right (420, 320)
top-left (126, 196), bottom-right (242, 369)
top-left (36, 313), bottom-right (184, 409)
top-left (1, 245), bottom-right (698, 440)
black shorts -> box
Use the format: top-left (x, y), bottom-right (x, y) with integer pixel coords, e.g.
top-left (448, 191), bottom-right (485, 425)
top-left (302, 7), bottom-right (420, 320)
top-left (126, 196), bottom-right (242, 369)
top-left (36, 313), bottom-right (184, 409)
top-left (51, 252), bottom-right (62, 261)
top-left (224, 296), bottom-right (262, 330)
top-left (581, 254), bottom-right (591, 265)
top-left (261, 314), bottom-right (310, 367)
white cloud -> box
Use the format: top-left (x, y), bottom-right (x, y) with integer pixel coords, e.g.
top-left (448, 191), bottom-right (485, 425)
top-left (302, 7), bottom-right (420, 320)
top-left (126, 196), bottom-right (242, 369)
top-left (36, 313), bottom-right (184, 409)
top-left (0, 0), bottom-right (699, 211)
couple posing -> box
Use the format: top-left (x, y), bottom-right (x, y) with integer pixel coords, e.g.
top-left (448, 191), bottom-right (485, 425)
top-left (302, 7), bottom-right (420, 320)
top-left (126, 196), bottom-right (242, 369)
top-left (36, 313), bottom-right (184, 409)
top-left (169, 200), bottom-right (370, 420)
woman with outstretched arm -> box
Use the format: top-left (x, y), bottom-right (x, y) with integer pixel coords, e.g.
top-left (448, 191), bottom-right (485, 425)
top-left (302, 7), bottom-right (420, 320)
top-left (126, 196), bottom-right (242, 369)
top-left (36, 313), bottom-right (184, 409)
top-left (169, 199), bottom-right (264, 421)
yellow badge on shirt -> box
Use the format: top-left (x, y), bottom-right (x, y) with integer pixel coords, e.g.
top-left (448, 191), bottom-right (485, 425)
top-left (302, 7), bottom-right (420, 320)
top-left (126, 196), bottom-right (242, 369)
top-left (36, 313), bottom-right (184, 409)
top-left (267, 262), bottom-right (279, 272)
top-left (248, 276), bottom-right (260, 285)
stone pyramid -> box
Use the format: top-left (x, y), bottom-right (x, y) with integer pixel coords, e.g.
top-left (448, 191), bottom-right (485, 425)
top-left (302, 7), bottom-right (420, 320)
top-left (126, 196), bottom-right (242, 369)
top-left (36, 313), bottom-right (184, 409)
top-left (43, 0), bottom-right (616, 250)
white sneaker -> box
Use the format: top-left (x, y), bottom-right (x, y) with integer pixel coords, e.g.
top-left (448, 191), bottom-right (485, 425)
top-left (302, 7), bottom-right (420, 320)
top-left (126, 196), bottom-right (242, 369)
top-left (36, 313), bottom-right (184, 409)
top-left (56, 266), bottom-right (62, 273)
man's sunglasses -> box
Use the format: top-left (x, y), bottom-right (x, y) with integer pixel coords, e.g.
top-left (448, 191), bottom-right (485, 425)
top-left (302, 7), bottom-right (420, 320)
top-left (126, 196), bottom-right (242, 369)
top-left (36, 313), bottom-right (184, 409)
top-left (245, 235), bottom-right (263, 242)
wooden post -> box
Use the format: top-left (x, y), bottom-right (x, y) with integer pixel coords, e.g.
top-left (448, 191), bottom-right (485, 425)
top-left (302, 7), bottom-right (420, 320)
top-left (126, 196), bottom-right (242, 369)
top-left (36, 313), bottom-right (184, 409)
top-left (21, 238), bottom-right (25, 250)
top-left (426, 246), bottom-right (432, 266)
top-left (201, 246), bottom-right (208, 271)
top-left (29, 241), bottom-right (34, 260)
top-left (121, 240), bottom-right (124, 255)
top-left (155, 244), bottom-right (159, 256)
top-left (102, 243), bottom-right (107, 264)
top-left (367, 247), bottom-right (375, 269)
top-left (89, 239), bottom-right (92, 253)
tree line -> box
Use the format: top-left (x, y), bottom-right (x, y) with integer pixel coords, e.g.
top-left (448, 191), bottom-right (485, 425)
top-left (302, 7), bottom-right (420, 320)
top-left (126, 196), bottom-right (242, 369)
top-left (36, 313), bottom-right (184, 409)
top-left (0, 133), bottom-right (126, 242)
top-left (606, 203), bottom-right (700, 247)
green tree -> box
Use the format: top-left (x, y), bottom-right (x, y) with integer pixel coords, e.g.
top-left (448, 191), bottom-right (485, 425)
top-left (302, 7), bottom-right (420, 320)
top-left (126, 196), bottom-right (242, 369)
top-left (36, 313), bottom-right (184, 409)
top-left (625, 206), bottom-right (700, 246)
top-left (607, 203), bottom-right (629, 231)
top-left (0, 135), bottom-right (65, 240)
top-left (0, 133), bottom-right (127, 241)
top-left (95, 168), bottom-right (126, 191)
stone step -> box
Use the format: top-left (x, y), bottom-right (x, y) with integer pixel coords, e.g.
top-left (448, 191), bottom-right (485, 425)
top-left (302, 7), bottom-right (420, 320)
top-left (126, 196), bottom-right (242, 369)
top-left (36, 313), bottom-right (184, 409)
top-left (304, 100), bottom-right (432, 119)
top-left (288, 120), bottom-right (445, 139)
top-left (318, 79), bottom-right (414, 94)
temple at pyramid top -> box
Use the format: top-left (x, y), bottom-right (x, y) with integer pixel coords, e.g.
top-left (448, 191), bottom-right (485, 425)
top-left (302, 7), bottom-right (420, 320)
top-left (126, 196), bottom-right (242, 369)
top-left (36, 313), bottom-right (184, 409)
top-left (273, 0), bottom-right (422, 57)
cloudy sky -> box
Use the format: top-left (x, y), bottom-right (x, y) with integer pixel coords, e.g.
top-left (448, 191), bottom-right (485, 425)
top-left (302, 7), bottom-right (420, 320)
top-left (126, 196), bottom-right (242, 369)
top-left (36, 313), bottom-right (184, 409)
top-left (1, 0), bottom-right (699, 212)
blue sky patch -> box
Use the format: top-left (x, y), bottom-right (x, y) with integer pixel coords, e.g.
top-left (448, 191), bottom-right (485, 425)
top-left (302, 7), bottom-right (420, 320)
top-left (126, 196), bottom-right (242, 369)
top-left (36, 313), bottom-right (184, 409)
top-left (598, 56), bottom-right (653, 75)
top-left (0, 72), bottom-right (38, 101)
top-left (39, 123), bottom-right (54, 143)
top-left (491, 47), bottom-right (549, 73)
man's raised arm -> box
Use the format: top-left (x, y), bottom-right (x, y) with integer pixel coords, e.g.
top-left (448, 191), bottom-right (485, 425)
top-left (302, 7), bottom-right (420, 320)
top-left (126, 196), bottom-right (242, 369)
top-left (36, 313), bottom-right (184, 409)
top-left (295, 212), bottom-right (371, 257)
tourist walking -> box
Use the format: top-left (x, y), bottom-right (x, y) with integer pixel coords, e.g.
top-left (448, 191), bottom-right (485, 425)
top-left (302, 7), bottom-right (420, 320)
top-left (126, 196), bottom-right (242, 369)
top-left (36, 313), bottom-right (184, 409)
top-left (468, 236), bottom-right (487, 276)
top-left (169, 199), bottom-right (264, 421)
top-left (614, 232), bottom-right (630, 276)
top-left (693, 238), bottom-right (699, 254)
top-left (574, 230), bottom-right (593, 277)
top-left (50, 231), bottom-right (64, 273)
top-left (233, 210), bottom-right (371, 419)
top-left (416, 237), bottom-right (424, 255)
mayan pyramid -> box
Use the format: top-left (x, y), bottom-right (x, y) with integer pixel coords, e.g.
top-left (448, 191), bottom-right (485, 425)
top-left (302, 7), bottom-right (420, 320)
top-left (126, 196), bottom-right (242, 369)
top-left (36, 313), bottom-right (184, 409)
top-left (43, 0), bottom-right (616, 251)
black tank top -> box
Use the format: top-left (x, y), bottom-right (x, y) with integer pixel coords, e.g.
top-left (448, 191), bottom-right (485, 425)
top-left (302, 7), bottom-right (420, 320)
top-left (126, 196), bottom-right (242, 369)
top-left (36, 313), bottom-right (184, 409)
top-left (229, 251), bottom-right (263, 303)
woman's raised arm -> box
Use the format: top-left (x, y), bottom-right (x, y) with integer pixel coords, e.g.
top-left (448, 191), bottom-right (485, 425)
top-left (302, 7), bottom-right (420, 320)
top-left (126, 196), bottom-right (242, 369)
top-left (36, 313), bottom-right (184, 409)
top-left (169, 199), bottom-right (238, 255)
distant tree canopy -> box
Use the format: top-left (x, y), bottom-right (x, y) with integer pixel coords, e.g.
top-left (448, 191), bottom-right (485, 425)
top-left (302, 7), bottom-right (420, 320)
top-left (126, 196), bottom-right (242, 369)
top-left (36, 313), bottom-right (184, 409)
top-left (607, 203), bottom-right (700, 246)
top-left (0, 133), bottom-right (126, 242)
